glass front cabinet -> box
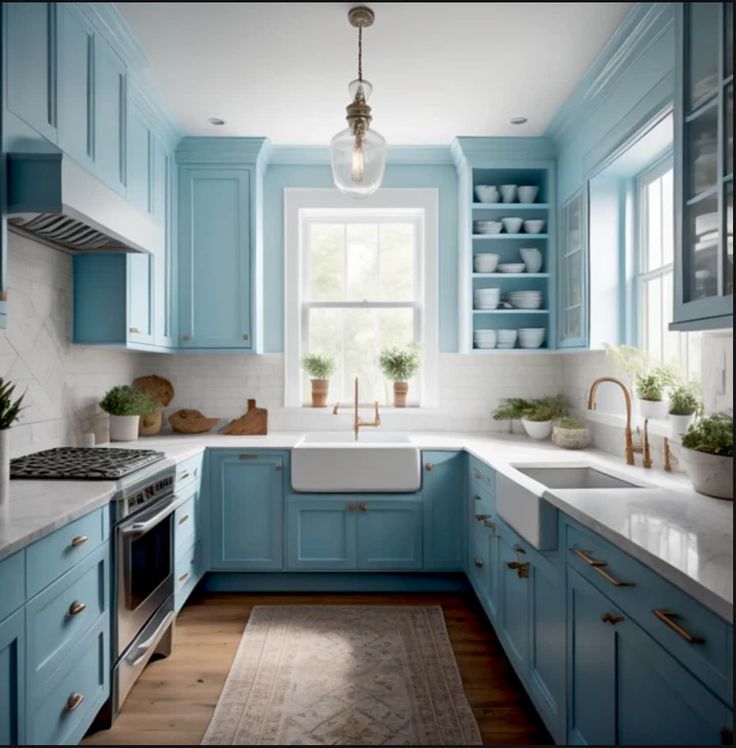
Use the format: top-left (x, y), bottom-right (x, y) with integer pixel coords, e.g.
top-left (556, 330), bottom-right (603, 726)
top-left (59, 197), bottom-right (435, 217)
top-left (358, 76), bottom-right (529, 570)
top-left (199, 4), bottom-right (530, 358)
top-left (673, 2), bottom-right (733, 330)
top-left (557, 190), bottom-right (587, 347)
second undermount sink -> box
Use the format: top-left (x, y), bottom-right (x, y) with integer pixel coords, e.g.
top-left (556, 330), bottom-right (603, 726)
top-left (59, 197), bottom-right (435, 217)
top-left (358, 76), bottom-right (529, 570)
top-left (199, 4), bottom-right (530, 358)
top-left (513, 465), bottom-right (641, 490)
top-left (291, 432), bottom-right (421, 493)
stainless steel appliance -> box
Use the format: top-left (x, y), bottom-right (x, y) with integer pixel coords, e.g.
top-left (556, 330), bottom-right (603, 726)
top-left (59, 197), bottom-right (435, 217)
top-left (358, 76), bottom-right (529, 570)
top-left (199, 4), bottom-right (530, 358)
top-left (11, 446), bottom-right (180, 719)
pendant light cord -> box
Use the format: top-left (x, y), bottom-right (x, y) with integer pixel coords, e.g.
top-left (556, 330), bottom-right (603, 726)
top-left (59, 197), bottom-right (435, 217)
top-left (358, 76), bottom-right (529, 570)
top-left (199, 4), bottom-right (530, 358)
top-left (357, 25), bottom-right (363, 82)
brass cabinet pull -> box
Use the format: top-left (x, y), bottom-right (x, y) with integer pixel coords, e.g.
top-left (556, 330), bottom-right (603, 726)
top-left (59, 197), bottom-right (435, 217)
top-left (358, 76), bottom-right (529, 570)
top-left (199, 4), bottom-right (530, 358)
top-left (601, 612), bottom-right (624, 625)
top-left (507, 561), bottom-right (521, 570)
top-left (239, 455), bottom-right (259, 460)
top-left (181, 334), bottom-right (191, 341)
top-left (65, 692), bottom-right (84, 712)
top-left (474, 558), bottom-right (484, 568)
top-left (359, 503), bottom-right (368, 512)
top-left (475, 514), bottom-right (489, 522)
top-left (474, 494), bottom-right (482, 502)
top-left (506, 561), bottom-right (530, 578)
top-left (69, 535), bottom-right (88, 549)
top-left (178, 514), bottom-right (190, 525)
top-left (592, 564), bottom-right (632, 588)
top-left (572, 548), bottom-right (606, 566)
top-left (179, 572), bottom-right (189, 583)
top-left (129, 327), bottom-right (141, 334)
top-left (275, 465), bottom-right (283, 472)
top-left (178, 471), bottom-right (190, 481)
top-left (482, 519), bottom-right (497, 531)
top-left (68, 601), bottom-right (87, 617)
top-left (512, 544), bottom-right (527, 555)
top-left (653, 609), bottom-right (704, 644)
top-left (425, 463), bottom-right (433, 472)
top-left (346, 502), bottom-right (356, 512)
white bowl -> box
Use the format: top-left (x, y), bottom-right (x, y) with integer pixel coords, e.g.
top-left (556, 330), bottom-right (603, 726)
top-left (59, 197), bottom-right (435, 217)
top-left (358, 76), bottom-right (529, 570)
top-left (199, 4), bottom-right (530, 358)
top-left (474, 253), bottom-right (500, 273)
top-left (473, 288), bottom-right (500, 309)
top-left (475, 185), bottom-right (500, 203)
top-left (500, 184), bottom-right (518, 203)
top-left (508, 291), bottom-right (543, 310)
top-left (517, 186), bottom-right (539, 203)
top-left (523, 219), bottom-right (546, 234)
top-left (498, 262), bottom-right (526, 273)
top-left (501, 217), bottom-right (524, 234)
top-left (518, 328), bottom-right (546, 348)
top-left (473, 330), bottom-right (497, 349)
top-left (496, 329), bottom-right (518, 348)
top-left (520, 247), bottom-right (543, 273)
top-left (474, 220), bottom-right (503, 235)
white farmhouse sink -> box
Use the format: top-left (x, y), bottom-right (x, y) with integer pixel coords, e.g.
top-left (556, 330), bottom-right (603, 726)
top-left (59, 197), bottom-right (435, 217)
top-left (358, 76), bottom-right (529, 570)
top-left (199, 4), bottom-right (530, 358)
top-left (513, 465), bottom-right (639, 490)
top-left (291, 432), bottom-right (421, 493)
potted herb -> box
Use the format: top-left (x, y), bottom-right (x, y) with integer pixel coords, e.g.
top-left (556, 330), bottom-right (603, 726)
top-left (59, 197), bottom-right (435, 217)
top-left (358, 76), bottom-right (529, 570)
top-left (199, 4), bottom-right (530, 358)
top-left (379, 345), bottom-right (421, 407)
top-left (668, 381), bottom-right (703, 439)
top-left (99, 386), bottom-right (158, 442)
top-left (0, 378), bottom-right (25, 504)
top-left (679, 413), bottom-right (733, 500)
top-left (301, 354), bottom-right (336, 408)
top-left (519, 396), bottom-right (567, 440)
top-left (552, 416), bottom-right (591, 450)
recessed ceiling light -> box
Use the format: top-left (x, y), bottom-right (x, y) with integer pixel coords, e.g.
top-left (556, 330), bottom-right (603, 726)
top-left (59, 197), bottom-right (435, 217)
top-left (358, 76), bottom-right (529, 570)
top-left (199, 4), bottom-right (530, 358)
top-left (208, 117), bottom-right (226, 126)
top-left (510, 117), bottom-right (528, 125)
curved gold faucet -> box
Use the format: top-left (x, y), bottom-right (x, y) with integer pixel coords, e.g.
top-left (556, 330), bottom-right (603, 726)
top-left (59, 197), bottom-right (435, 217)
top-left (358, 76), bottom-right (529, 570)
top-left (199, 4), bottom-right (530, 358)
top-left (587, 376), bottom-right (635, 466)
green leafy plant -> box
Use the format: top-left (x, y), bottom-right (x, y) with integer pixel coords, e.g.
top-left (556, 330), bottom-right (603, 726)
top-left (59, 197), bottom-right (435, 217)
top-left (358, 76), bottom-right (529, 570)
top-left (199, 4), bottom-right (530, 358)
top-left (379, 344), bottom-right (421, 382)
top-left (554, 416), bottom-right (587, 430)
top-left (493, 395), bottom-right (567, 422)
top-left (604, 344), bottom-right (680, 401)
top-left (0, 378), bottom-right (25, 430)
top-left (524, 406), bottom-right (556, 422)
top-left (99, 386), bottom-right (159, 417)
top-left (301, 354), bottom-right (335, 379)
top-left (492, 398), bottom-right (534, 421)
top-left (668, 382), bottom-right (703, 416)
top-left (681, 413), bottom-right (733, 457)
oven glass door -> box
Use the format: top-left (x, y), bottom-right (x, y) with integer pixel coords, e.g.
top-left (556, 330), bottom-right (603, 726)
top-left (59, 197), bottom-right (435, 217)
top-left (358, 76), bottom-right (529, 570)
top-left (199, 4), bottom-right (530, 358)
top-left (128, 514), bottom-right (172, 609)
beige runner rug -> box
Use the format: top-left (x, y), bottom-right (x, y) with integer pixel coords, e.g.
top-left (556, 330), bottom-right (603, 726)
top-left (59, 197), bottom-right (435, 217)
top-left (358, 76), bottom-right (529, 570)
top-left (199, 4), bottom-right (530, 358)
top-left (202, 605), bottom-right (482, 745)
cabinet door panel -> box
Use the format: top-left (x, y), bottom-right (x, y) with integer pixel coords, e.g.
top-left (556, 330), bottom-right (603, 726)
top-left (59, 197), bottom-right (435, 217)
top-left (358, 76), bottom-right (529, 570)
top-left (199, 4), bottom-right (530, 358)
top-left (179, 168), bottom-right (251, 348)
top-left (497, 535), bottom-right (530, 672)
top-left (357, 499), bottom-right (422, 570)
top-left (422, 451), bottom-right (464, 570)
top-left (127, 98), bottom-right (152, 215)
top-left (127, 253), bottom-right (154, 344)
top-left (0, 609), bottom-right (25, 746)
top-left (94, 35), bottom-right (126, 193)
top-left (287, 498), bottom-right (357, 570)
top-left (211, 454), bottom-right (283, 570)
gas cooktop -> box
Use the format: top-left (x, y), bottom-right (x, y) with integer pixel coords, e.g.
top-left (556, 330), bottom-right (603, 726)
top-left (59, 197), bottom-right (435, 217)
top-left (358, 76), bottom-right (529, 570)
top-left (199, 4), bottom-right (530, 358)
top-left (10, 447), bottom-right (165, 480)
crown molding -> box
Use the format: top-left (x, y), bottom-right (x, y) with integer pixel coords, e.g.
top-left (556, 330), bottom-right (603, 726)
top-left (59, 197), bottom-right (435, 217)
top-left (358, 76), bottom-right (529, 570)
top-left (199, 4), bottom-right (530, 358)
top-left (451, 137), bottom-right (556, 168)
top-left (81, 3), bottom-right (149, 72)
top-left (176, 137), bottom-right (271, 166)
top-left (546, 2), bottom-right (675, 145)
top-left (266, 144), bottom-right (454, 166)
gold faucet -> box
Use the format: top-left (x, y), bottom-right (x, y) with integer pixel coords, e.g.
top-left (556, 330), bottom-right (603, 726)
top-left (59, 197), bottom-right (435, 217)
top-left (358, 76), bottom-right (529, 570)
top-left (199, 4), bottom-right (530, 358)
top-left (353, 377), bottom-right (380, 441)
top-left (587, 376), bottom-right (635, 466)
top-left (638, 419), bottom-right (652, 469)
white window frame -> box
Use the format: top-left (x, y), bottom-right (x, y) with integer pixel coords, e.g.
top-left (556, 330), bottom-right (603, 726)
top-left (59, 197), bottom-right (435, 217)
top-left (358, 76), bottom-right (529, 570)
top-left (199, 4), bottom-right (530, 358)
top-left (284, 188), bottom-right (439, 408)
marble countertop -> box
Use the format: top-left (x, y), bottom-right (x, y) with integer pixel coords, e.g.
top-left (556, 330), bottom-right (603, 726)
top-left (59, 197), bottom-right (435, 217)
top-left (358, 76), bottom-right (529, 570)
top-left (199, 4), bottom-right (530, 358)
top-left (1, 431), bottom-right (732, 622)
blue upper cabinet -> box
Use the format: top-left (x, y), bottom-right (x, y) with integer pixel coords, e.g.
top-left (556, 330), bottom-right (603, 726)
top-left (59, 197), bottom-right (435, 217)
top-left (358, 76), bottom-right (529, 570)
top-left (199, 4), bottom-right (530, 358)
top-left (557, 190), bottom-right (588, 348)
top-left (4, 3), bottom-right (58, 143)
top-left (673, 3), bottom-right (733, 330)
top-left (176, 138), bottom-right (269, 351)
top-left (126, 93), bottom-right (153, 216)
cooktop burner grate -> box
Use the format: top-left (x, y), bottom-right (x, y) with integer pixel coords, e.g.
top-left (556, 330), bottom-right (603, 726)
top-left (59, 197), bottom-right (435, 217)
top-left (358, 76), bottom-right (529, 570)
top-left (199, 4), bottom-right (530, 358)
top-left (10, 447), bottom-right (165, 480)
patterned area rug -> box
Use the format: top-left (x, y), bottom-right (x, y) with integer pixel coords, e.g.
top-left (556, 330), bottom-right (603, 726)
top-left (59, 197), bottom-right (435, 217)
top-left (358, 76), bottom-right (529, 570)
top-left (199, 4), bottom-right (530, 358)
top-left (202, 605), bottom-right (482, 745)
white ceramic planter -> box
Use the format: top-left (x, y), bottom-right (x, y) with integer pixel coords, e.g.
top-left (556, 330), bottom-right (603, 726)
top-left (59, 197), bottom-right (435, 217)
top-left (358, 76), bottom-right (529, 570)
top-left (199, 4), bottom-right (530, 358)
top-left (521, 418), bottom-right (553, 440)
top-left (668, 413), bottom-right (695, 439)
top-left (678, 447), bottom-right (733, 500)
top-left (0, 429), bottom-right (9, 505)
top-left (109, 414), bottom-right (140, 442)
top-left (637, 398), bottom-right (669, 419)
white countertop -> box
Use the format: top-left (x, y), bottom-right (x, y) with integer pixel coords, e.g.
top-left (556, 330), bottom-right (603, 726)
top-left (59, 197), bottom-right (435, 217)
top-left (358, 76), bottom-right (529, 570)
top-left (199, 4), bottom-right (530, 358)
top-left (1, 431), bottom-right (732, 622)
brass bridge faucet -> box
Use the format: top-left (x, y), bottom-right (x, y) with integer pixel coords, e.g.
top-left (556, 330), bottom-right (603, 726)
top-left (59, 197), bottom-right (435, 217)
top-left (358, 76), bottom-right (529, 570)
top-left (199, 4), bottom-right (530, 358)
top-left (587, 376), bottom-right (635, 466)
top-left (333, 377), bottom-right (381, 440)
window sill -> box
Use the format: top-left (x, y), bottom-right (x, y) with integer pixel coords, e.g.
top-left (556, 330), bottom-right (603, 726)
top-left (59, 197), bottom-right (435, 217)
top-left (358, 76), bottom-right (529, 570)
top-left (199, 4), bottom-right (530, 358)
top-left (583, 410), bottom-right (680, 441)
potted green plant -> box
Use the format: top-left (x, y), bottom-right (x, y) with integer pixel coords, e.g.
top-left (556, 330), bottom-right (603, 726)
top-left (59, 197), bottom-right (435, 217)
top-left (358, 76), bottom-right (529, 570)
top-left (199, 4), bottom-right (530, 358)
top-left (519, 395), bottom-right (567, 440)
top-left (668, 381), bottom-right (703, 439)
top-left (301, 354), bottom-right (336, 407)
top-left (679, 413), bottom-right (733, 500)
top-left (99, 386), bottom-right (158, 442)
top-left (379, 345), bottom-right (421, 407)
top-left (0, 378), bottom-right (25, 504)
top-left (552, 416), bottom-right (591, 450)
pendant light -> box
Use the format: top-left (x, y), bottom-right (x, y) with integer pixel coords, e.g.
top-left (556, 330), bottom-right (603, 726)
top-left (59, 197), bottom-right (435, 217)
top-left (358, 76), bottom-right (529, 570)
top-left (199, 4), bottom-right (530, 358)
top-left (330, 6), bottom-right (386, 197)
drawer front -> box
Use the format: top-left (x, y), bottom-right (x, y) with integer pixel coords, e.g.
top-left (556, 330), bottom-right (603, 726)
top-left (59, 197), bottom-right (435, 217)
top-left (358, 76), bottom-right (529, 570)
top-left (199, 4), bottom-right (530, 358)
top-left (175, 540), bottom-right (201, 612)
top-left (175, 453), bottom-right (204, 491)
top-left (0, 550), bottom-right (25, 622)
top-left (469, 455), bottom-right (495, 498)
top-left (26, 508), bottom-right (107, 598)
top-left (28, 620), bottom-right (109, 746)
top-left (566, 521), bottom-right (732, 704)
top-left (174, 494), bottom-right (197, 553)
top-left (26, 544), bottom-right (108, 690)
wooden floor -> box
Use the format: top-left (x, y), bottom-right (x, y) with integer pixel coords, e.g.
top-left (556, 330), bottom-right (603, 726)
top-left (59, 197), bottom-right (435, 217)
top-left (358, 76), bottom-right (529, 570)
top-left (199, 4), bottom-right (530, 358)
top-left (84, 591), bottom-right (551, 746)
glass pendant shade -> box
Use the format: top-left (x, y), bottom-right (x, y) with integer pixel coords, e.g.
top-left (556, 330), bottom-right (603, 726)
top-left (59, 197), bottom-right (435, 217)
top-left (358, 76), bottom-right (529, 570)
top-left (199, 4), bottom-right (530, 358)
top-left (330, 125), bottom-right (386, 197)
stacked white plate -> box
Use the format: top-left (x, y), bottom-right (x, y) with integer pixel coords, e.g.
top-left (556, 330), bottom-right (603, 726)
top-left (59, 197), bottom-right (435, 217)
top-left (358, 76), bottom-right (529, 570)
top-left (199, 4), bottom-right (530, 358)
top-left (474, 253), bottom-right (500, 273)
top-left (473, 288), bottom-right (500, 309)
top-left (496, 329), bottom-right (518, 349)
top-left (507, 290), bottom-right (543, 309)
top-left (474, 220), bottom-right (503, 235)
top-left (473, 329), bottom-right (497, 349)
top-left (518, 328), bottom-right (546, 349)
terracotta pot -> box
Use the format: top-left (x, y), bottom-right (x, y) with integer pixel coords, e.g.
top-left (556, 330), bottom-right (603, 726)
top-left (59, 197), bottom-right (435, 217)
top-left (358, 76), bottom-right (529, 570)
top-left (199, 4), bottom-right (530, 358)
top-left (393, 381), bottom-right (409, 408)
top-left (310, 379), bottom-right (330, 408)
top-left (139, 410), bottom-right (163, 436)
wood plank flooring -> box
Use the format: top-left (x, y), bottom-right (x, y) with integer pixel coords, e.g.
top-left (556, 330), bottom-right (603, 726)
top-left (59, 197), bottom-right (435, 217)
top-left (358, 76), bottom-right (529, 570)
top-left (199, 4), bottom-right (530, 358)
top-left (83, 591), bottom-right (551, 746)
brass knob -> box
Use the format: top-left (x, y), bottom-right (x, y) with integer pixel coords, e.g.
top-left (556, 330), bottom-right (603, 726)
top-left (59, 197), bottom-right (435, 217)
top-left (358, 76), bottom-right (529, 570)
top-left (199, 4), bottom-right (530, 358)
top-left (68, 601), bottom-right (87, 617)
top-left (359, 503), bottom-right (368, 512)
top-left (69, 535), bottom-right (88, 549)
top-left (65, 692), bottom-right (84, 712)
top-left (474, 559), bottom-right (484, 568)
top-left (425, 463), bottom-right (433, 471)
top-left (178, 514), bottom-right (190, 525)
top-left (601, 612), bottom-right (624, 625)
top-left (474, 495), bottom-right (482, 502)
top-left (129, 327), bottom-right (141, 334)
top-left (347, 502), bottom-right (356, 512)
top-left (181, 334), bottom-right (191, 341)
top-left (242, 333), bottom-right (249, 340)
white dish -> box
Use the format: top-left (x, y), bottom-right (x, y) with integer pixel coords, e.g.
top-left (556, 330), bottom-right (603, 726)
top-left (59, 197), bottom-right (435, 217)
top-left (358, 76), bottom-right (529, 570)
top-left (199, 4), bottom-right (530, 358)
top-left (508, 292), bottom-right (543, 310)
top-left (518, 328), bottom-right (546, 348)
top-left (473, 329), bottom-right (497, 349)
top-left (475, 185), bottom-right (500, 203)
top-left (498, 262), bottom-right (526, 273)
top-left (501, 217), bottom-right (524, 234)
top-left (474, 220), bottom-right (503, 235)
top-left (500, 184), bottom-right (517, 203)
top-left (523, 219), bottom-right (546, 234)
top-left (520, 247), bottom-right (543, 273)
top-left (473, 288), bottom-right (500, 309)
top-left (517, 186), bottom-right (539, 203)
top-left (474, 253), bottom-right (500, 273)
top-left (496, 329), bottom-right (518, 348)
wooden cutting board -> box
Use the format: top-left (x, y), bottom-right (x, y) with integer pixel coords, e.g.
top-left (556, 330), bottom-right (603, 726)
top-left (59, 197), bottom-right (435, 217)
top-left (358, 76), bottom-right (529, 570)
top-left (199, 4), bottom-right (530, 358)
top-left (133, 374), bottom-right (174, 406)
top-left (223, 399), bottom-right (268, 435)
top-left (169, 409), bottom-right (220, 434)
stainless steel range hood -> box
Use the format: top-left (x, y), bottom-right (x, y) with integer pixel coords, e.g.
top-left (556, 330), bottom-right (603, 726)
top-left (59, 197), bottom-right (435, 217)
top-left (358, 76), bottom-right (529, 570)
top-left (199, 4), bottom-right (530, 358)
top-left (6, 153), bottom-right (162, 254)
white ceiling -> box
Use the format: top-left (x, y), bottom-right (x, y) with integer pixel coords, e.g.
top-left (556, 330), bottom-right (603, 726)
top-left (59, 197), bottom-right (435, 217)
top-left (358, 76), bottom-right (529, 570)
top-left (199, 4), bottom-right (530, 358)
top-left (118, 2), bottom-right (633, 144)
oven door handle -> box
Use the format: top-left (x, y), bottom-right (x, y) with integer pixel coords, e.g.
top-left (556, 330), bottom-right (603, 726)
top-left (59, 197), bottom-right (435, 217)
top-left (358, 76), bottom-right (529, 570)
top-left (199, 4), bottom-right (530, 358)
top-left (120, 495), bottom-right (179, 538)
top-left (127, 611), bottom-right (175, 667)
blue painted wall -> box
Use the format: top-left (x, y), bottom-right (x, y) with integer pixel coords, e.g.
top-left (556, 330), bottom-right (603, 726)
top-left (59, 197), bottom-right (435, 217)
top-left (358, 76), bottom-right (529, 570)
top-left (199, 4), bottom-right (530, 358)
top-left (262, 160), bottom-right (458, 353)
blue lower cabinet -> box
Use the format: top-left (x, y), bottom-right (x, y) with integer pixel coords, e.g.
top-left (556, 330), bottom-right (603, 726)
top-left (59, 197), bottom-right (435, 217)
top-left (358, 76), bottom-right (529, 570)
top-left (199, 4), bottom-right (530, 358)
top-left (497, 533), bottom-right (530, 672)
top-left (357, 498), bottom-right (422, 571)
top-left (287, 497), bottom-right (358, 570)
top-left (0, 609), bottom-right (25, 746)
top-left (175, 540), bottom-right (203, 612)
top-left (568, 567), bottom-right (731, 745)
top-left (422, 451), bottom-right (465, 571)
top-left (210, 452), bottom-right (285, 570)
